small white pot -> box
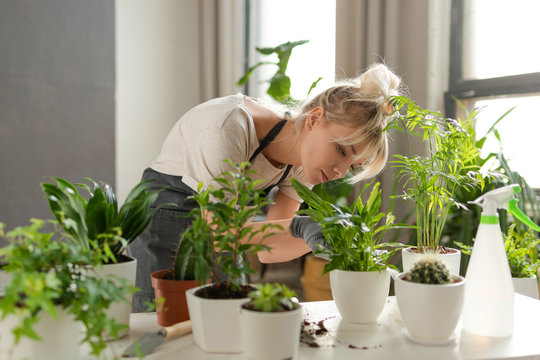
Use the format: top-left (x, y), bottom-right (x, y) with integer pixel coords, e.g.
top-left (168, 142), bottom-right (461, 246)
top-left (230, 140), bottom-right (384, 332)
top-left (96, 256), bottom-right (137, 339)
top-left (395, 272), bottom-right (465, 342)
top-left (330, 269), bottom-right (390, 324)
top-left (402, 247), bottom-right (461, 276)
top-left (240, 305), bottom-right (302, 360)
top-left (0, 306), bottom-right (82, 359)
top-left (512, 275), bottom-right (539, 299)
top-left (186, 284), bottom-right (250, 353)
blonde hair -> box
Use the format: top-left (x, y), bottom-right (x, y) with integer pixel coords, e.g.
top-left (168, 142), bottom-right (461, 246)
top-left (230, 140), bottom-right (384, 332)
top-left (291, 63), bottom-right (402, 182)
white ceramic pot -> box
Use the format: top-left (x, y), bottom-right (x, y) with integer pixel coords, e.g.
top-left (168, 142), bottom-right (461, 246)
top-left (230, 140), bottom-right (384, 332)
top-left (512, 276), bottom-right (539, 299)
top-left (186, 284), bottom-right (250, 353)
top-left (402, 247), bottom-right (461, 276)
top-left (330, 269), bottom-right (390, 324)
top-left (239, 305), bottom-right (302, 360)
top-left (96, 256), bottom-right (137, 338)
top-left (394, 272), bottom-right (465, 342)
top-left (0, 306), bottom-right (82, 360)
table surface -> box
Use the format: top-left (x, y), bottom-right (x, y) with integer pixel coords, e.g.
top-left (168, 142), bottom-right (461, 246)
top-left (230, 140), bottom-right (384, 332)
top-left (97, 294), bottom-right (540, 360)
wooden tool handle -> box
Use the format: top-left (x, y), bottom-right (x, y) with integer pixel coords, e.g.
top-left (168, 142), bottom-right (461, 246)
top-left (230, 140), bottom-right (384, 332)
top-left (163, 320), bottom-right (192, 339)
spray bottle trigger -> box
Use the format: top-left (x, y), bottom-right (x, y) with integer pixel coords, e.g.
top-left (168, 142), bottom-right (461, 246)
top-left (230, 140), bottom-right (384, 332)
top-left (508, 198), bottom-right (540, 232)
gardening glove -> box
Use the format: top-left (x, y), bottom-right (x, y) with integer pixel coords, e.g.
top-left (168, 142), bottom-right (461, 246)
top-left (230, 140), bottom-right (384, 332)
top-left (289, 216), bottom-right (330, 260)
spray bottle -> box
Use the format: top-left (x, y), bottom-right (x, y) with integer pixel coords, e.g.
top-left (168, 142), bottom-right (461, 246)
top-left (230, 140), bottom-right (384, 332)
top-left (462, 184), bottom-right (540, 337)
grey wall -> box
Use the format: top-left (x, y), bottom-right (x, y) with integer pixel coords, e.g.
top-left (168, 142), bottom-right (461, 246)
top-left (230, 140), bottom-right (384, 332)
top-left (0, 1), bottom-right (115, 232)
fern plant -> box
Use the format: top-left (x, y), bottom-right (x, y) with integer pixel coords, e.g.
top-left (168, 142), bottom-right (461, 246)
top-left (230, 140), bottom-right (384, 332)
top-left (41, 178), bottom-right (161, 263)
top-left (292, 179), bottom-right (411, 273)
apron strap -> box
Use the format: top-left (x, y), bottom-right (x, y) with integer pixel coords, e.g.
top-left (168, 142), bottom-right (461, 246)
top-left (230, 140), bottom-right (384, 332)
top-left (248, 119), bottom-right (292, 193)
top-left (249, 119), bottom-right (288, 162)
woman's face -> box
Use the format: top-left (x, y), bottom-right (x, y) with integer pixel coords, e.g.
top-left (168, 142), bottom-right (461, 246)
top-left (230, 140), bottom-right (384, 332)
top-left (300, 108), bottom-right (366, 185)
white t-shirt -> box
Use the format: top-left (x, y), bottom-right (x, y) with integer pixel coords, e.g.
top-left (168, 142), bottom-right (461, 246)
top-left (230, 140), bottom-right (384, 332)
top-left (150, 93), bottom-right (311, 203)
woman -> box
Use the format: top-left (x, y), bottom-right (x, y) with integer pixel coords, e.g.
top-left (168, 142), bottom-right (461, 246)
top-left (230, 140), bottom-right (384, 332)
top-left (127, 63), bottom-right (402, 311)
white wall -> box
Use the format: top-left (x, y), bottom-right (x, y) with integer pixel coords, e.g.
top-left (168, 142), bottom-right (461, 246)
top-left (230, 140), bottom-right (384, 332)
top-left (115, 0), bottom-right (203, 202)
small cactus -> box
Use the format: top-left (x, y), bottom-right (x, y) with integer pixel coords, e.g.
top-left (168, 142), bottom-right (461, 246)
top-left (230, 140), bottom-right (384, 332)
top-left (405, 258), bottom-right (452, 284)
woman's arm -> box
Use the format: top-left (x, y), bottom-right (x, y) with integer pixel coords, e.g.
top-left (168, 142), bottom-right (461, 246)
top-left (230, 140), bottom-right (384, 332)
top-left (249, 190), bottom-right (312, 263)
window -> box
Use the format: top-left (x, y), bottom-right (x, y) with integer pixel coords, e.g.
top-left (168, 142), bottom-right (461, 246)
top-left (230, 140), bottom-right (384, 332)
top-left (446, 0), bottom-right (540, 188)
top-left (246, 0), bottom-right (336, 101)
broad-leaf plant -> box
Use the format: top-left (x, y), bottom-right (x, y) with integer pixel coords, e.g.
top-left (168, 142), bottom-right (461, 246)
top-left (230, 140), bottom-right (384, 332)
top-left (292, 179), bottom-right (411, 273)
top-left (41, 178), bottom-right (161, 263)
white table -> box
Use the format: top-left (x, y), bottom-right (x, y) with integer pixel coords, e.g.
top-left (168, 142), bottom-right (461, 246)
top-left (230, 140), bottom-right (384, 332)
top-left (100, 294), bottom-right (540, 360)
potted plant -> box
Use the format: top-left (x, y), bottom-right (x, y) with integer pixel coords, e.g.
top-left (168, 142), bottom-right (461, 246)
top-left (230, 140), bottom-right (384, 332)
top-left (458, 224), bottom-right (540, 299)
top-left (41, 177), bottom-right (161, 335)
top-left (390, 96), bottom-right (483, 275)
top-left (394, 257), bottom-right (465, 344)
top-left (292, 179), bottom-right (410, 324)
top-left (239, 283), bottom-right (302, 360)
top-left (183, 160), bottom-right (280, 353)
top-left (0, 219), bottom-right (132, 359)
top-left (150, 213), bottom-right (211, 326)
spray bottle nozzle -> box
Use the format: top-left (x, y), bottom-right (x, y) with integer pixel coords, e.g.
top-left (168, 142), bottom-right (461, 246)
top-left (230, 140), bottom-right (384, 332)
top-left (508, 198), bottom-right (540, 232)
top-left (469, 184), bottom-right (521, 216)
top-left (471, 184), bottom-right (540, 232)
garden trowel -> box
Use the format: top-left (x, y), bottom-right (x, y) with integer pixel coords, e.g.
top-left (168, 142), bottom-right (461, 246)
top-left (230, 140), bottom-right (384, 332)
top-left (122, 319), bottom-right (192, 357)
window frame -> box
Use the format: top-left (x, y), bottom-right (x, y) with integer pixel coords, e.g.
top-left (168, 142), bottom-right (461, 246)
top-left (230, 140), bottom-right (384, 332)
top-left (444, 0), bottom-right (540, 119)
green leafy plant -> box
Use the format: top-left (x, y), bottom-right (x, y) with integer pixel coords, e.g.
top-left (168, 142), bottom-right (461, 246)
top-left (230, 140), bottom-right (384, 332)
top-left (441, 108), bottom-right (507, 252)
top-left (404, 258), bottom-right (452, 284)
top-left (457, 224), bottom-right (540, 278)
top-left (41, 178), bottom-right (161, 263)
top-left (504, 225), bottom-right (540, 278)
top-left (0, 219), bottom-right (134, 356)
top-left (237, 40), bottom-right (322, 106)
top-left (174, 160), bottom-right (281, 295)
top-left (389, 96), bottom-right (484, 253)
top-left (441, 106), bottom-right (540, 274)
top-left (292, 179), bottom-right (411, 273)
top-left (244, 283), bottom-right (299, 312)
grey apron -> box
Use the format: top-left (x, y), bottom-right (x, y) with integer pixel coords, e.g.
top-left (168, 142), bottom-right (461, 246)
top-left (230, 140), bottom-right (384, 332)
top-left (127, 119), bottom-right (292, 312)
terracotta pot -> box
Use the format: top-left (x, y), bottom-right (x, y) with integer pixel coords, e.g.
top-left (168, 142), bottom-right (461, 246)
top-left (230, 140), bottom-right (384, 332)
top-left (402, 247), bottom-right (461, 276)
top-left (151, 269), bottom-right (200, 326)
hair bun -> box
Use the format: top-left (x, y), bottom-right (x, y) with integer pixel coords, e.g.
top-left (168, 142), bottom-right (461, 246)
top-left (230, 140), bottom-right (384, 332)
top-left (358, 63), bottom-right (401, 98)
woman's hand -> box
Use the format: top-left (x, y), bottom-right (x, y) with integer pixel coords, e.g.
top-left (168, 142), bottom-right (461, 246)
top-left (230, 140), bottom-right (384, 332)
top-left (289, 216), bottom-right (328, 255)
